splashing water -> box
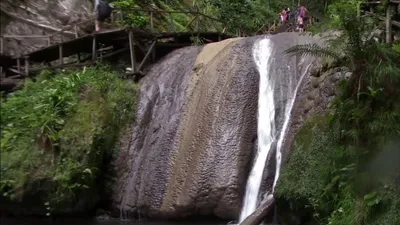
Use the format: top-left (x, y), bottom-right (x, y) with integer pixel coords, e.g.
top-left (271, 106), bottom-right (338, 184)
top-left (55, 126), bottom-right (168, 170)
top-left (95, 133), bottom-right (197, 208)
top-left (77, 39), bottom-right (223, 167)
top-left (239, 38), bottom-right (275, 223)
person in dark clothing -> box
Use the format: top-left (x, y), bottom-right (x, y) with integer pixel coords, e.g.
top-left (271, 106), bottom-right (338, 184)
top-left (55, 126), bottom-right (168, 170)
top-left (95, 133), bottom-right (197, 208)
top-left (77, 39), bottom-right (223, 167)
top-left (286, 7), bottom-right (291, 21)
top-left (95, 0), bottom-right (112, 31)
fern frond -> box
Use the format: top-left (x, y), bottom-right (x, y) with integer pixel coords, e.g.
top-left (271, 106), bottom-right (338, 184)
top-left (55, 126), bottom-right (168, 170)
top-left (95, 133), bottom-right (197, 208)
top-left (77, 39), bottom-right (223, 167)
top-left (284, 43), bottom-right (341, 60)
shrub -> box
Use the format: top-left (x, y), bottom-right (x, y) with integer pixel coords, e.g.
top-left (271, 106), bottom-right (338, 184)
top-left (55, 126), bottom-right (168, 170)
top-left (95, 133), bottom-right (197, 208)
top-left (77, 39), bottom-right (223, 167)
top-left (0, 66), bottom-right (138, 214)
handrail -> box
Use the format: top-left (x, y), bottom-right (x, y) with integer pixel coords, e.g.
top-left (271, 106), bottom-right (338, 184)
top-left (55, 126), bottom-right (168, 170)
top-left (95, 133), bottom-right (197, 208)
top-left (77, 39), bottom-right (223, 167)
top-left (1, 7), bottom-right (226, 36)
top-left (364, 11), bottom-right (400, 28)
top-left (114, 8), bottom-right (228, 33)
top-left (0, 6), bottom-right (230, 56)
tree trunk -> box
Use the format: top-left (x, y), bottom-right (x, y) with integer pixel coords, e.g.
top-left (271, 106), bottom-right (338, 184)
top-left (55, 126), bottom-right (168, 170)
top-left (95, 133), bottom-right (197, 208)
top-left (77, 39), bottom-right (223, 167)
top-left (386, 4), bottom-right (393, 45)
top-left (239, 195), bottom-right (275, 225)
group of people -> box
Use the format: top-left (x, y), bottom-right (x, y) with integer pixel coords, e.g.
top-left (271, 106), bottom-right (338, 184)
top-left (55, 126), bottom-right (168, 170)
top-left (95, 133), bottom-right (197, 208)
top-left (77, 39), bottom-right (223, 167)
top-left (280, 4), bottom-right (308, 32)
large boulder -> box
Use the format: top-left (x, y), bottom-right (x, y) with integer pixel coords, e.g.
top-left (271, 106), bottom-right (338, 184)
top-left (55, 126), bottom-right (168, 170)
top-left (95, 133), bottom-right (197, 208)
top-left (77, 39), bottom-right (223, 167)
top-left (112, 37), bottom-right (259, 220)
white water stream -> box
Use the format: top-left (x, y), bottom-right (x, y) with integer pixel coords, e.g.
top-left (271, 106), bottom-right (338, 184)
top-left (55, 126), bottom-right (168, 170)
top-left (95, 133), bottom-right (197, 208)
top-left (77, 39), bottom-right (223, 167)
top-left (239, 39), bottom-right (275, 223)
top-left (239, 38), bottom-right (311, 223)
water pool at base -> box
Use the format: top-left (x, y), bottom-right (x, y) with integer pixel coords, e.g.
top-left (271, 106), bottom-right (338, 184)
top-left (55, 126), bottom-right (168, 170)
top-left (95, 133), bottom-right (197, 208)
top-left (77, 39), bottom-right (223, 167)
top-left (1, 218), bottom-right (228, 225)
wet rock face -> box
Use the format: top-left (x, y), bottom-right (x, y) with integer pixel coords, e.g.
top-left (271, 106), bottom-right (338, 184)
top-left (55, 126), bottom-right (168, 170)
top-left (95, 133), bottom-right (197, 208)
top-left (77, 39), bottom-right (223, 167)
top-left (281, 64), bottom-right (350, 163)
top-left (1, 0), bottom-right (93, 56)
top-left (113, 38), bottom-right (259, 220)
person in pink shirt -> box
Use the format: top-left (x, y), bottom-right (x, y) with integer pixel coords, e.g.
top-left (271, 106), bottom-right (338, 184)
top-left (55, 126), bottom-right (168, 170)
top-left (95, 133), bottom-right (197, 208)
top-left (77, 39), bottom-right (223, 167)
top-left (299, 4), bottom-right (308, 21)
top-left (280, 9), bottom-right (288, 24)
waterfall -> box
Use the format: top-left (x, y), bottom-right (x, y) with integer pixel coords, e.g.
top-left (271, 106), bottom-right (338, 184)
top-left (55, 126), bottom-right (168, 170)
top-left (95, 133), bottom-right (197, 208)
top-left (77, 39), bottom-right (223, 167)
top-left (239, 38), bottom-right (275, 223)
top-left (272, 59), bottom-right (311, 191)
top-left (239, 36), bottom-right (312, 223)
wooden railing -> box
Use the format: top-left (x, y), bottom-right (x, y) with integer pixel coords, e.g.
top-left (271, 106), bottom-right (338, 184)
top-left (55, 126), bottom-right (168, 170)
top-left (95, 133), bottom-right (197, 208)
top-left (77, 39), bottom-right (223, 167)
top-left (360, 0), bottom-right (400, 44)
top-left (0, 7), bottom-right (230, 56)
top-left (109, 8), bottom-right (229, 34)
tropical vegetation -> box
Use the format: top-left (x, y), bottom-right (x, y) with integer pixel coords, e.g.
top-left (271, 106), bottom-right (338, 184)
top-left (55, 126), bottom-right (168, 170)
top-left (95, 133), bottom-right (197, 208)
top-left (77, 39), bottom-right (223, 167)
top-left (109, 0), bottom-right (342, 35)
top-left (1, 0), bottom-right (399, 223)
top-left (0, 66), bottom-right (138, 214)
top-left (277, 0), bottom-right (400, 224)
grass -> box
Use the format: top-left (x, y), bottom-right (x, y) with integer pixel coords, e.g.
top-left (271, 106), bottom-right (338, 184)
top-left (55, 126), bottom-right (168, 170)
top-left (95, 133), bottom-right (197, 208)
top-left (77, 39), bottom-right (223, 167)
top-left (0, 65), bottom-right (138, 214)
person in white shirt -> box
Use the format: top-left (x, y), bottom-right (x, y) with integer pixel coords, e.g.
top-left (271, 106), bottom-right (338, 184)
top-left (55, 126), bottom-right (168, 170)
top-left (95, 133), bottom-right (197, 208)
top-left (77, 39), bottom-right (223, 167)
top-left (297, 16), bottom-right (304, 32)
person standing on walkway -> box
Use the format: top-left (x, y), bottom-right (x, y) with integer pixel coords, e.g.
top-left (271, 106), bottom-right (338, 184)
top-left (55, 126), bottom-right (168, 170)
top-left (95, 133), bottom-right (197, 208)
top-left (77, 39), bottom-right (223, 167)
top-left (94, 0), bottom-right (112, 32)
top-left (280, 9), bottom-right (288, 24)
top-left (286, 7), bottom-right (291, 21)
top-left (299, 4), bottom-right (308, 22)
top-left (298, 15), bottom-right (304, 33)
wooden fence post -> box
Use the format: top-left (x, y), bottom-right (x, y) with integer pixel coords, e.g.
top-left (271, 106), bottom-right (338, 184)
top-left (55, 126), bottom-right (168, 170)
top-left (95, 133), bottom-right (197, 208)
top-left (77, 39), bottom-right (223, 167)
top-left (128, 31), bottom-right (136, 72)
top-left (152, 39), bottom-right (156, 62)
top-left (386, 3), bottom-right (393, 45)
top-left (59, 44), bottom-right (63, 65)
top-left (0, 37), bottom-right (3, 75)
top-left (74, 25), bottom-right (79, 38)
top-left (92, 36), bottom-right (97, 61)
top-left (120, 11), bottom-right (124, 21)
top-left (150, 11), bottom-right (154, 33)
top-left (24, 56), bottom-right (29, 77)
top-left (169, 12), bottom-right (175, 32)
top-left (138, 40), bottom-right (156, 71)
top-left (0, 36), bottom-right (3, 54)
top-left (195, 7), bottom-right (199, 33)
top-left (17, 57), bottom-right (21, 73)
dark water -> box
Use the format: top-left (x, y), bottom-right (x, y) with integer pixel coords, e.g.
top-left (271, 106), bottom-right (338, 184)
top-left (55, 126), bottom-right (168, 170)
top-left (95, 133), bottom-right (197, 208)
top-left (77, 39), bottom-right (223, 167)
top-left (0, 218), bottom-right (228, 225)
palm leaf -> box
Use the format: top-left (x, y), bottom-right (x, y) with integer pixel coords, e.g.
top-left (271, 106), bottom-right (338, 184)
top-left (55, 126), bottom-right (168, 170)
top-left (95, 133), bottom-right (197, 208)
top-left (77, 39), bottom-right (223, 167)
top-left (284, 43), bottom-right (341, 60)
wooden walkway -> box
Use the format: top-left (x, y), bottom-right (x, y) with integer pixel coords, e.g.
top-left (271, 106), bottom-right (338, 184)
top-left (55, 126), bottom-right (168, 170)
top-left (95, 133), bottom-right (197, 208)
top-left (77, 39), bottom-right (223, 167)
top-left (0, 28), bottom-right (231, 81)
top-left (0, 7), bottom-right (234, 87)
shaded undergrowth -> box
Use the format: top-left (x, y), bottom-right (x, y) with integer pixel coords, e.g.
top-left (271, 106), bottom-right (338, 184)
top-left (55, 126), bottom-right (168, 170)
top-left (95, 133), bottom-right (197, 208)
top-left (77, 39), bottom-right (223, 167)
top-left (277, 1), bottom-right (400, 224)
top-left (0, 66), bottom-right (138, 214)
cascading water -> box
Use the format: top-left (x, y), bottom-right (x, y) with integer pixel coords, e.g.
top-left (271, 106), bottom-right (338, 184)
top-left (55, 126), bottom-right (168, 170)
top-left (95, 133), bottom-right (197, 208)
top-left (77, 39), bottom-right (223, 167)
top-left (239, 38), bottom-right (275, 223)
top-left (239, 36), bottom-right (312, 223)
top-left (272, 58), bottom-right (310, 191)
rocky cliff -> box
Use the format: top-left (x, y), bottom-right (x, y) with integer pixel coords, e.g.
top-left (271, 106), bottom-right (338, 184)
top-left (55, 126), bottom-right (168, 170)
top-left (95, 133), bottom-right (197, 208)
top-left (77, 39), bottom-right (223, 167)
top-left (113, 37), bottom-right (259, 220)
top-left (112, 32), bottom-right (324, 221)
top-left (0, 0), bottom-right (93, 56)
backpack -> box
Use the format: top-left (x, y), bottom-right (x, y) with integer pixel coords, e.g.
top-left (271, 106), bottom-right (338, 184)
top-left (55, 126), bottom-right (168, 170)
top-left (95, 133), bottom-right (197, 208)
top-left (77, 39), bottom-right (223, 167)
top-left (98, 0), bottom-right (112, 16)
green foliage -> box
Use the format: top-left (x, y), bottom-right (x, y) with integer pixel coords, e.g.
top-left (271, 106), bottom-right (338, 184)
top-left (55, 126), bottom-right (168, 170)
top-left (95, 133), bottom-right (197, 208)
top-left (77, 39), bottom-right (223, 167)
top-left (108, 0), bottom-right (342, 35)
top-left (0, 66), bottom-right (138, 212)
top-left (393, 43), bottom-right (400, 53)
top-left (110, 0), bottom-right (149, 28)
top-left (109, 0), bottom-right (223, 32)
top-left (278, 1), bottom-right (400, 224)
top-left (190, 35), bottom-right (205, 45)
top-left (326, 0), bottom-right (362, 29)
top-left (277, 116), bottom-right (400, 225)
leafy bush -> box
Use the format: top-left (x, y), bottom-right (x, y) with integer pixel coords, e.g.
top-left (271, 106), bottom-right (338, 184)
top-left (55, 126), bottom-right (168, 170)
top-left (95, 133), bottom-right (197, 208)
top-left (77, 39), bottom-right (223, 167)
top-left (278, 1), bottom-right (400, 224)
top-left (0, 66), bottom-right (138, 213)
top-left (276, 116), bottom-right (400, 225)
